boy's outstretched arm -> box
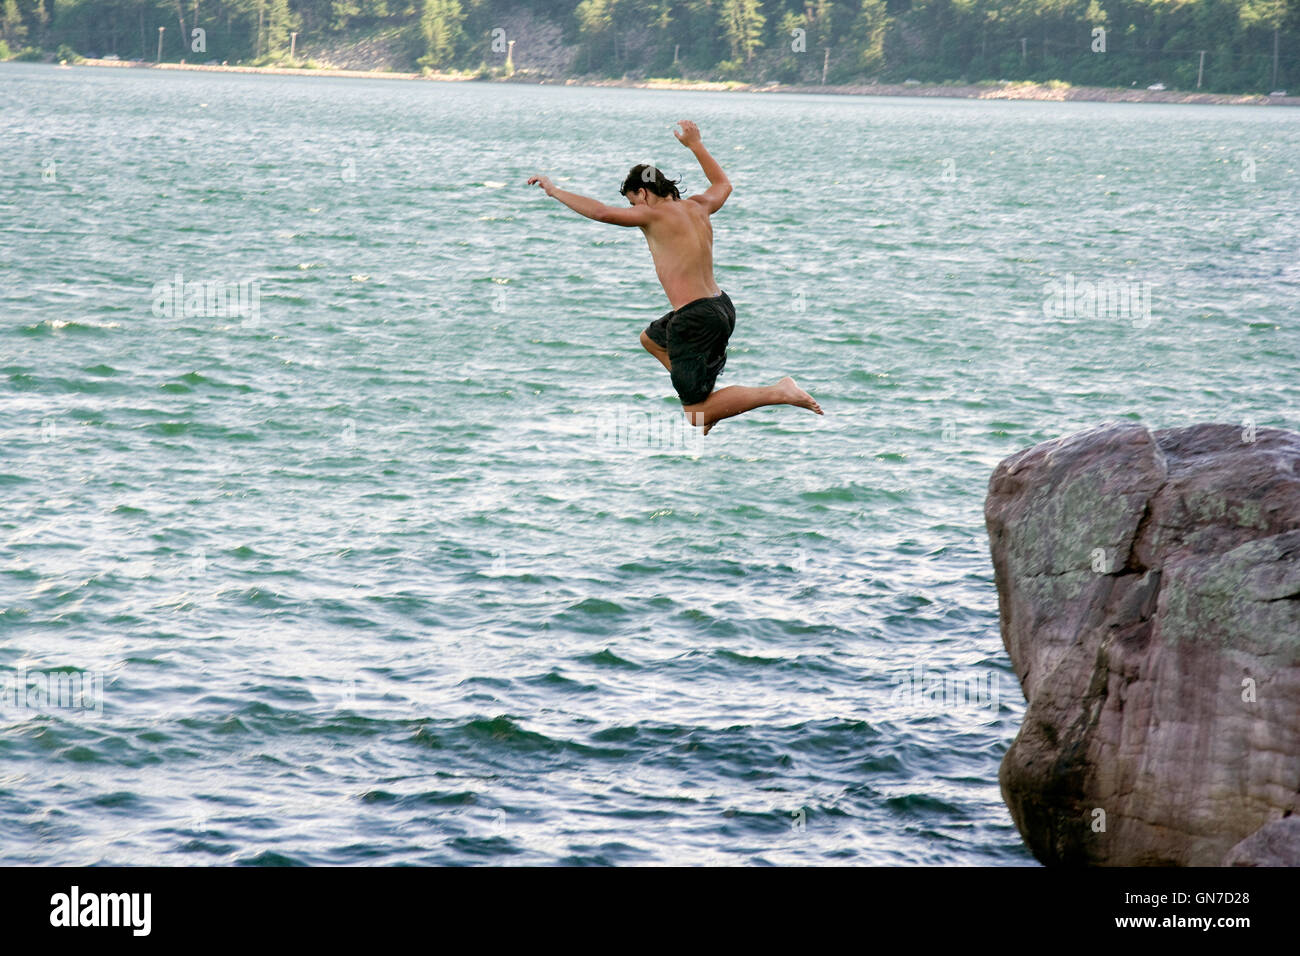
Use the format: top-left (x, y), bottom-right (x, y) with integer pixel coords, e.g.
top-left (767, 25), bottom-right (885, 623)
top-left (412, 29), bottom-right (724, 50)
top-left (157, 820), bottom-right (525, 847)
top-left (674, 120), bottom-right (732, 213)
top-left (526, 174), bottom-right (651, 226)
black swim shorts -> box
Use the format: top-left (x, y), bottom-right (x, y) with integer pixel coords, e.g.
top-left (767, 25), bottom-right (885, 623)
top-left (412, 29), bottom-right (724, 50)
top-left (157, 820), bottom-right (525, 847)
top-left (643, 290), bottom-right (736, 406)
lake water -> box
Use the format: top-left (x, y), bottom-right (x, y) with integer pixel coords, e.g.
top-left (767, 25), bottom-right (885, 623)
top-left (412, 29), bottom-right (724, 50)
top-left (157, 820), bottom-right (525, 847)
top-left (1, 63), bottom-right (1297, 865)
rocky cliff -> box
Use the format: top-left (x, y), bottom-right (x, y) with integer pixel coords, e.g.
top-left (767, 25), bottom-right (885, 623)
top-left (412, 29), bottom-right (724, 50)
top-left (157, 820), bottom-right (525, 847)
top-left (986, 422), bottom-right (1300, 866)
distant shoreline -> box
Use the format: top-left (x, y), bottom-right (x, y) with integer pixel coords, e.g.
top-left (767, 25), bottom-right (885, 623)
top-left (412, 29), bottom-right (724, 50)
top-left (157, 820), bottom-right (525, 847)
top-left (60, 58), bottom-right (1300, 107)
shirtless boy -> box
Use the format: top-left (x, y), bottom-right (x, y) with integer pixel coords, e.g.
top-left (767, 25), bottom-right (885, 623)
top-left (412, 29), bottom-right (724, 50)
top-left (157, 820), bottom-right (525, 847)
top-left (527, 119), bottom-right (822, 434)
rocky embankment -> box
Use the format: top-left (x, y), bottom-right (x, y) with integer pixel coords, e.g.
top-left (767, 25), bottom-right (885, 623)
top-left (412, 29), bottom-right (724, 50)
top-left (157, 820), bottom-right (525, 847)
top-left (986, 422), bottom-right (1300, 866)
top-left (64, 58), bottom-right (1299, 108)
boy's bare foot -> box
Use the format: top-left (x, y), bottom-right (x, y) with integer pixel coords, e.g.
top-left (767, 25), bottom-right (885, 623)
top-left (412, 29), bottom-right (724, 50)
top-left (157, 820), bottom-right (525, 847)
top-left (777, 376), bottom-right (823, 415)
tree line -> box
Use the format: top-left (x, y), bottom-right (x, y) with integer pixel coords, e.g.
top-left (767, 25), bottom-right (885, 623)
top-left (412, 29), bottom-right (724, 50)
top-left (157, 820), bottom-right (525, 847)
top-left (1, 0), bottom-right (1295, 93)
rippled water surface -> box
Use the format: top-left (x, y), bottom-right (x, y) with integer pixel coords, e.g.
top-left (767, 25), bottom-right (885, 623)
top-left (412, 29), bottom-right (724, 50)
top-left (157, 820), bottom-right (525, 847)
top-left (2, 63), bottom-right (1297, 864)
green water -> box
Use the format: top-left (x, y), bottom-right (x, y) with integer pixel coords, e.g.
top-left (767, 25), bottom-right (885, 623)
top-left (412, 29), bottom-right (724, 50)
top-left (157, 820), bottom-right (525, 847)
top-left (0, 63), bottom-right (1296, 864)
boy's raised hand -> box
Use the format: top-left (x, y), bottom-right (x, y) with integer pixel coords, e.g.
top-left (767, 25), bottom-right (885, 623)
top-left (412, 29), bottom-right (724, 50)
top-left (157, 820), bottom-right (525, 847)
top-left (673, 120), bottom-right (702, 148)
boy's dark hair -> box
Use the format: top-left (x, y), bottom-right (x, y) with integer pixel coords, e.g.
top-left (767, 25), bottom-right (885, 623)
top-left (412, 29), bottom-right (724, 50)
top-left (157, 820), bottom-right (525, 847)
top-left (620, 164), bottom-right (682, 200)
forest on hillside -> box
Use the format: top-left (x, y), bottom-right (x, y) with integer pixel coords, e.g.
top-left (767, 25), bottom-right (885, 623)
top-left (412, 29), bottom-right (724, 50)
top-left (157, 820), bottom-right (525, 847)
top-left (1, 0), bottom-right (1295, 93)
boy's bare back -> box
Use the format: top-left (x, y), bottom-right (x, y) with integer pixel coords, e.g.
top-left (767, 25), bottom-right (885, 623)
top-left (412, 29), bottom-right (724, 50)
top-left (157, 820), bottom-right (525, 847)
top-left (619, 120), bottom-right (733, 310)
top-left (639, 196), bottom-right (718, 311)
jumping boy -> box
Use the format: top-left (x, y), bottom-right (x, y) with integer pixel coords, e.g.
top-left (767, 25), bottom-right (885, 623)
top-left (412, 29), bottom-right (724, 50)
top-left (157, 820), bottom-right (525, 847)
top-left (527, 119), bottom-right (822, 434)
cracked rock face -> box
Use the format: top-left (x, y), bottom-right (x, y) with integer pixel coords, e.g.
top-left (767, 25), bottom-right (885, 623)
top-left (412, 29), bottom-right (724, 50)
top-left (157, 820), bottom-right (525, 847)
top-left (986, 423), bottom-right (1300, 866)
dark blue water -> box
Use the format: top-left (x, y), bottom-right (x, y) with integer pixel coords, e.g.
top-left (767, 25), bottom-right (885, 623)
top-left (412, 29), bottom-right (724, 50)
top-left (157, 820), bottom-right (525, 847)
top-left (2, 63), bottom-right (1297, 863)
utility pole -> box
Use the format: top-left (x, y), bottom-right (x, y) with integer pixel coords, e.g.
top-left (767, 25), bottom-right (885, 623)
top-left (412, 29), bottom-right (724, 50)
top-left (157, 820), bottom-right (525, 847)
top-left (1273, 28), bottom-right (1280, 89)
top-left (1197, 50), bottom-right (1205, 89)
top-left (156, 26), bottom-right (164, 63)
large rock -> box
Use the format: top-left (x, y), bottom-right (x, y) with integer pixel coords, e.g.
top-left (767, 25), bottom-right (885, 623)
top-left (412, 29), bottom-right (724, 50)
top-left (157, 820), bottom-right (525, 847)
top-left (986, 422), bottom-right (1300, 866)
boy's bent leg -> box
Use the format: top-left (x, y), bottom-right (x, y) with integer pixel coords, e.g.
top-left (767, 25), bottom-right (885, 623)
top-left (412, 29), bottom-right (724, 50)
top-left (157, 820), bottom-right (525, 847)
top-left (682, 377), bottom-right (823, 435)
top-left (642, 311), bottom-right (674, 372)
top-left (640, 330), bottom-right (671, 371)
